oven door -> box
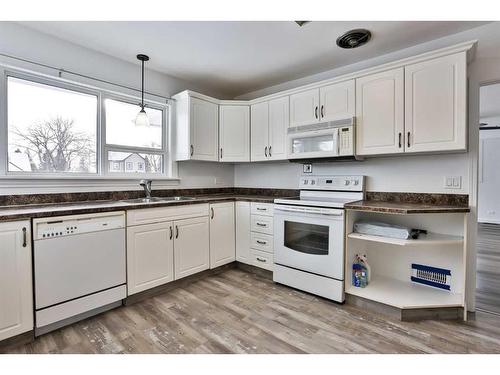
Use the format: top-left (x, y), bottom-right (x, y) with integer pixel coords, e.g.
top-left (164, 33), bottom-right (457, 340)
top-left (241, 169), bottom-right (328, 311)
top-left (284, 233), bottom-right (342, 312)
top-left (274, 205), bottom-right (345, 280)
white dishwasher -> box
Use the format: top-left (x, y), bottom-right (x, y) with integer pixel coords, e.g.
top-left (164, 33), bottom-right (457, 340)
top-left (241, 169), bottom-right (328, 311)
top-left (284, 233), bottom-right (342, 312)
top-left (33, 211), bottom-right (126, 335)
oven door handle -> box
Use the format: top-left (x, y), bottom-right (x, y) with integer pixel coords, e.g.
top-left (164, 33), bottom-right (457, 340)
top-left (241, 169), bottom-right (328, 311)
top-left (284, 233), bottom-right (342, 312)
top-left (274, 205), bottom-right (343, 216)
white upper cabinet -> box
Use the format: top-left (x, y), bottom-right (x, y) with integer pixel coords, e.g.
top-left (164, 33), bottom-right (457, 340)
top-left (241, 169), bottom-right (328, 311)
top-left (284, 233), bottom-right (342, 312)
top-left (190, 97), bottom-right (219, 161)
top-left (0, 221), bottom-right (33, 341)
top-left (319, 80), bottom-right (355, 122)
top-left (356, 68), bottom-right (405, 156)
top-left (290, 89), bottom-right (320, 127)
top-left (209, 202), bottom-right (236, 268)
top-left (173, 91), bottom-right (219, 161)
top-left (250, 97), bottom-right (289, 161)
top-left (219, 105), bottom-right (250, 162)
top-left (405, 52), bottom-right (467, 153)
top-left (250, 101), bottom-right (269, 162)
top-left (268, 96), bottom-right (289, 160)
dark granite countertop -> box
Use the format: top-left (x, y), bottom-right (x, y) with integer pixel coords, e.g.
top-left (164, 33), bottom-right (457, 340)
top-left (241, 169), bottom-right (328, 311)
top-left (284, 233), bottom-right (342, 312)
top-left (345, 200), bottom-right (470, 214)
top-left (0, 193), bottom-right (291, 222)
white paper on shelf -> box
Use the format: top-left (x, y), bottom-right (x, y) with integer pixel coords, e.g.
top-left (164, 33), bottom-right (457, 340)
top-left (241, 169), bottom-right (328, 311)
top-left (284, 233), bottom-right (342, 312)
top-left (353, 221), bottom-right (411, 240)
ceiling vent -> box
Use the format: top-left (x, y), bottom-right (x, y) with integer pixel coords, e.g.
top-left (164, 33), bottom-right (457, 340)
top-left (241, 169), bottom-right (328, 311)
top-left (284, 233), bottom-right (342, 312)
top-left (336, 29), bottom-right (372, 49)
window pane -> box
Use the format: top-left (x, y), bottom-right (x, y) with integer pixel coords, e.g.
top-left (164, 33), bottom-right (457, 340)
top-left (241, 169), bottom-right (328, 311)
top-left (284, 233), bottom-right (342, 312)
top-left (107, 151), bottom-right (163, 174)
top-left (105, 99), bottom-right (163, 149)
top-left (7, 77), bottom-right (98, 173)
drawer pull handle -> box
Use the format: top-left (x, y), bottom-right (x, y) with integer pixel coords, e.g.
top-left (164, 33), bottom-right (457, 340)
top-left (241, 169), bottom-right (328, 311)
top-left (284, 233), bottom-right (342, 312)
top-left (22, 227), bottom-right (27, 247)
top-left (256, 257), bottom-right (267, 263)
top-left (256, 240), bottom-right (267, 245)
top-left (190, 144), bottom-right (194, 156)
top-left (256, 207), bottom-right (267, 211)
top-left (256, 222), bottom-right (267, 227)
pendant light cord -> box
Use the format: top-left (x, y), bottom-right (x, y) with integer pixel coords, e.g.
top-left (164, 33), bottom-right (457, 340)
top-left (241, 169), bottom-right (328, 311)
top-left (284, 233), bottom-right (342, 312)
top-left (141, 58), bottom-right (145, 109)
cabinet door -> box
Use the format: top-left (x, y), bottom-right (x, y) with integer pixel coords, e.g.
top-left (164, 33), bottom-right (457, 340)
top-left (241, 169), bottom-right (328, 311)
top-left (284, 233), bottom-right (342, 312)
top-left (268, 96), bottom-right (289, 160)
top-left (356, 68), bottom-right (405, 156)
top-left (319, 80), bottom-right (355, 122)
top-left (174, 216), bottom-right (210, 279)
top-left (126, 221), bottom-right (174, 295)
top-left (209, 202), bottom-right (236, 268)
top-left (235, 201), bottom-right (251, 265)
top-left (250, 102), bottom-right (269, 161)
top-left (190, 97), bottom-right (219, 161)
top-left (405, 52), bottom-right (467, 153)
top-left (219, 105), bottom-right (250, 162)
top-left (289, 89), bottom-right (320, 127)
top-left (0, 221), bottom-right (33, 341)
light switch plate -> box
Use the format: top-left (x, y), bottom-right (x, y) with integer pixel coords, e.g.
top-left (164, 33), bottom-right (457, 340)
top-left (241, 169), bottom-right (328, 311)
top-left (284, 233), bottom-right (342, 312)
top-left (303, 164), bottom-right (312, 173)
top-left (444, 176), bottom-right (462, 189)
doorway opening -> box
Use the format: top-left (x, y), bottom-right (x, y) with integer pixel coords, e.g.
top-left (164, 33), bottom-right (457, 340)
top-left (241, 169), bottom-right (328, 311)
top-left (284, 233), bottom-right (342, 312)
top-left (476, 82), bottom-right (500, 314)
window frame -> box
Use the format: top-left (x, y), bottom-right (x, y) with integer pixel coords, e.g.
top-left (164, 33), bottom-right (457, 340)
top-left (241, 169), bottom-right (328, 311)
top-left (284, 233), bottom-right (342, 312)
top-left (102, 94), bottom-right (168, 179)
top-left (0, 68), bottom-right (172, 180)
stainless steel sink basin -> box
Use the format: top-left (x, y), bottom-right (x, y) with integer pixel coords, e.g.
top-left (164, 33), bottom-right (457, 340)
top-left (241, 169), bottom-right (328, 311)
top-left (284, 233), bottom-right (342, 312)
top-left (121, 196), bottom-right (196, 204)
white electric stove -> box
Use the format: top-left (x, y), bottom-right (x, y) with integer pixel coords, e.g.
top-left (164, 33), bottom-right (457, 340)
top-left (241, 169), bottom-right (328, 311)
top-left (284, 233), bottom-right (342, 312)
top-left (273, 175), bottom-right (365, 302)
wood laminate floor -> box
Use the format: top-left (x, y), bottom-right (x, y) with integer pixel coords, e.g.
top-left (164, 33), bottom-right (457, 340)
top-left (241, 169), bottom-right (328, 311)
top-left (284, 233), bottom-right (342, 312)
top-left (476, 223), bottom-right (500, 315)
top-left (3, 267), bottom-right (500, 354)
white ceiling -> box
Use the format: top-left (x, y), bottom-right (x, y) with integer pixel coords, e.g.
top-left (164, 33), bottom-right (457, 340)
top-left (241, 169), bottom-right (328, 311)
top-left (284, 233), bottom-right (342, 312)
top-left (21, 21), bottom-right (487, 98)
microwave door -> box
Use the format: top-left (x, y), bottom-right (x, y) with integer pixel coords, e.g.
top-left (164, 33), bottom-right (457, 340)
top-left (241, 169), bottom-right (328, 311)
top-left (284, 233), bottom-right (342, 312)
top-left (288, 129), bottom-right (338, 159)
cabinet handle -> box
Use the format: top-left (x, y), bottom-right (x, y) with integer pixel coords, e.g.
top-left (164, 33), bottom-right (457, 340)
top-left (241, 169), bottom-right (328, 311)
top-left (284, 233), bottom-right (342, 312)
top-left (407, 131), bottom-right (411, 148)
top-left (256, 222), bottom-right (267, 227)
top-left (211, 207), bottom-right (214, 219)
top-left (321, 105), bottom-right (324, 118)
top-left (175, 225), bottom-right (179, 239)
top-left (190, 144), bottom-right (194, 156)
top-left (269, 145), bottom-right (272, 157)
top-left (314, 106), bottom-right (318, 119)
top-left (264, 146), bottom-right (268, 157)
top-left (256, 240), bottom-right (267, 245)
top-left (220, 148), bottom-right (223, 159)
top-left (22, 227), bottom-right (27, 247)
top-left (256, 207), bottom-right (266, 211)
top-left (398, 133), bottom-right (402, 148)
top-left (169, 226), bottom-right (173, 240)
top-left (256, 257), bottom-right (267, 263)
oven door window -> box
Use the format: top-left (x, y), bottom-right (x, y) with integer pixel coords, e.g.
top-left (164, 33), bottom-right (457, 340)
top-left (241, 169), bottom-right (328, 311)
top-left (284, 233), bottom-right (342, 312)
top-left (284, 221), bottom-right (329, 255)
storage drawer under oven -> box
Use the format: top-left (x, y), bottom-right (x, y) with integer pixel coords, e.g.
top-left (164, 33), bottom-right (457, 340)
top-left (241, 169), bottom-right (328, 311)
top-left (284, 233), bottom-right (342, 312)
top-left (251, 249), bottom-right (273, 271)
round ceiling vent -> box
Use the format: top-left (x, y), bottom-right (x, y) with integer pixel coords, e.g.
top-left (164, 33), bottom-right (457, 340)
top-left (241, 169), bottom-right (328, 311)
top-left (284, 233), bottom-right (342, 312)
top-left (336, 29), bottom-right (372, 49)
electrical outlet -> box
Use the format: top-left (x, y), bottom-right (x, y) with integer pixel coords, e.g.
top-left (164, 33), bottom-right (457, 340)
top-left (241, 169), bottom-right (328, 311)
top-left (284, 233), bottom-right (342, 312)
top-left (444, 176), bottom-right (462, 189)
top-left (303, 164), bottom-right (312, 173)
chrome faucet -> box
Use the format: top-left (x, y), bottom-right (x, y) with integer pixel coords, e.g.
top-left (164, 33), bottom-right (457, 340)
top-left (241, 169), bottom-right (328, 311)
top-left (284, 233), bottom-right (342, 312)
top-left (139, 179), bottom-right (152, 199)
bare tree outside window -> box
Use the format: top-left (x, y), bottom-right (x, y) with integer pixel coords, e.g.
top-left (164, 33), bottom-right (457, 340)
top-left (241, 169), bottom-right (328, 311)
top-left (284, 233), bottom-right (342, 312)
top-left (12, 117), bottom-right (94, 173)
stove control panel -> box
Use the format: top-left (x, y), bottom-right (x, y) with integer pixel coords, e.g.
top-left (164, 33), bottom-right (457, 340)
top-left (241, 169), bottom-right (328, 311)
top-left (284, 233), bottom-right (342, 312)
top-left (299, 175), bottom-right (364, 191)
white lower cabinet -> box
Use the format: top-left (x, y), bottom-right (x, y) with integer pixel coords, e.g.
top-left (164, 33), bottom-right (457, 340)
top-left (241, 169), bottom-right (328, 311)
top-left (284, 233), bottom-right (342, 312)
top-left (126, 221), bottom-right (174, 295)
top-left (209, 202), bottom-right (236, 268)
top-left (235, 201), bottom-right (251, 264)
top-left (249, 202), bottom-right (274, 271)
top-left (0, 220), bottom-right (33, 341)
top-left (174, 216), bottom-right (210, 280)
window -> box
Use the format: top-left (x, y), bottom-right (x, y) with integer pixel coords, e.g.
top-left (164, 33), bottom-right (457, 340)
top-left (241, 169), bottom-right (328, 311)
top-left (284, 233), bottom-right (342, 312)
top-left (3, 72), bottom-right (170, 179)
top-left (7, 76), bottom-right (98, 174)
top-left (104, 98), bottom-right (165, 175)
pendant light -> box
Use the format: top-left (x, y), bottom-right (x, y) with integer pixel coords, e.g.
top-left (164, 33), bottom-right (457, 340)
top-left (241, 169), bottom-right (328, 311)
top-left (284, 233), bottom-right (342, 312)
top-left (135, 54), bottom-right (150, 127)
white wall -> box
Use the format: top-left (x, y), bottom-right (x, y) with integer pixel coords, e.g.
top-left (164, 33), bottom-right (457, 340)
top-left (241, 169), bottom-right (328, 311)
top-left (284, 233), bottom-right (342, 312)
top-left (0, 22), bottom-right (234, 194)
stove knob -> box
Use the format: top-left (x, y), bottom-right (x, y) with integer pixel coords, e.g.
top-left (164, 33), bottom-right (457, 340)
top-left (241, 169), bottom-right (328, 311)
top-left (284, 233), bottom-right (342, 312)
top-left (311, 180), bottom-right (316, 185)
top-left (353, 180), bottom-right (359, 186)
top-left (302, 179), bottom-right (309, 185)
top-left (344, 180), bottom-right (350, 185)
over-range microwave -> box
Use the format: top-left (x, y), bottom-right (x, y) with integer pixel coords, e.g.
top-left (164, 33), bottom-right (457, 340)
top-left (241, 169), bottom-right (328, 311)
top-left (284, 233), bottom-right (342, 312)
top-left (287, 118), bottom-right (357, 161)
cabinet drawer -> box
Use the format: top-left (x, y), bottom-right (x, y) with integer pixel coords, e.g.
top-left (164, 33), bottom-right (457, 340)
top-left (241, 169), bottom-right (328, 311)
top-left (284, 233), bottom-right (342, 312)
top-left (251, 202), bottom-right (274, 216)
top-left (251, 249), bottom-right (273, 271)
top-left (251, 215), bottom-right (273, 235)
top-left (127, 203), bottom-right (209, 226)
top-left (250, 232), bottom-right (273, 254)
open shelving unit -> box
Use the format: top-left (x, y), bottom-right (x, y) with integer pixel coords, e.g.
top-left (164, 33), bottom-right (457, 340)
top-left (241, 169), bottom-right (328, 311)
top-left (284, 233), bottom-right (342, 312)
top-left (344, 208), bottom-right (469, 320)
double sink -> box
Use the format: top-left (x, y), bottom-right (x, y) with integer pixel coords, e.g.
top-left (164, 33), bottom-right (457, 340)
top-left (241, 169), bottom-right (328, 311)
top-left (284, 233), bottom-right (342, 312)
top-left (120, 196), bottom-right (196, 204)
